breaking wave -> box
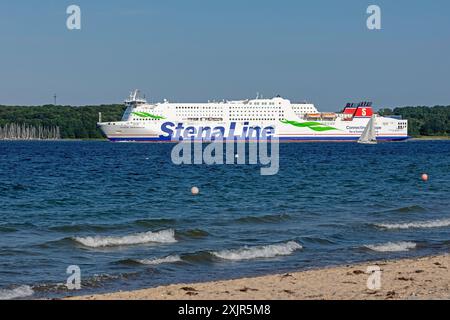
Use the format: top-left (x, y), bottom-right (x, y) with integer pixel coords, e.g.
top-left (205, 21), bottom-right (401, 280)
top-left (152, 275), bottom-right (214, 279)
top-left (119, 252), bottom-right (213, 266)
top-left (137, 255), bottom-right (182, 265)
top-left (33, 273), bottom-right (141, 294)
top-left (365, 241), bottom-right (417, 252)
top-left (212, 241), bottom-right (302, 261)
top-left (0, 285), bottom-right (34, 300)
top-left (73, 229), bottom-right (177, 248)
top-left (375, 219), bottom-right (450, 230)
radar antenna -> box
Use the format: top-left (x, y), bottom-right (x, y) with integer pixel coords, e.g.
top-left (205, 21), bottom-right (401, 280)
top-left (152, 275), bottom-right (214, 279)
top-left (125, 89), bottom-right (147, 105)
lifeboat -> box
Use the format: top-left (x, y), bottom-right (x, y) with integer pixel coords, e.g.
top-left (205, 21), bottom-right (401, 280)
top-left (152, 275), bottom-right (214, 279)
top-left (321, 113), bottom-right (337, 120)
top-left (306, 113), bottom-right (321, 120)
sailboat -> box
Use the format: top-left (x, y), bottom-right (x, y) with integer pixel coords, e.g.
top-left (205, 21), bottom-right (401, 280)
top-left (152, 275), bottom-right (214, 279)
top-left (358, 115), bottom-right (378, 144)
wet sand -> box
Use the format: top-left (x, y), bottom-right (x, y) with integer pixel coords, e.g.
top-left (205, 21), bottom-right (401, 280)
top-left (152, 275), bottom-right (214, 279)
top-left (67, 254), bottom-right (449, 300)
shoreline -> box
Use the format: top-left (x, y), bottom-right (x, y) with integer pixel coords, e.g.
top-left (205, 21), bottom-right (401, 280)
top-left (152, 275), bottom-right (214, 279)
top-left (410, 136), bottom-right (450, 141)
top-left (66, 254), bottom-right (449, 300)
top-left (1, 137), bottom-right (449, 142)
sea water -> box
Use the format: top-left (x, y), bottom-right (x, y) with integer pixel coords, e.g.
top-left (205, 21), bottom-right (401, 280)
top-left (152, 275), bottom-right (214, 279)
top-left (0, 141), bottom-right (449, 299)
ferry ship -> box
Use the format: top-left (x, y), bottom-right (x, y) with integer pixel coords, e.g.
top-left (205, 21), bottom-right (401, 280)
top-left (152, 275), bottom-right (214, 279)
top-left (98, 90), bottom-right (409, 142)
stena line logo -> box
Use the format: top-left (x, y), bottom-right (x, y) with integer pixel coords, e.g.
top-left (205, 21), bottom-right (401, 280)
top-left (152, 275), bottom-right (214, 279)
top-left (362, 108), bottom-right (367, 117)
top-left (160, 122), bottom-right (275, 141)
top-left (164, 122), bottom-right (280, 176)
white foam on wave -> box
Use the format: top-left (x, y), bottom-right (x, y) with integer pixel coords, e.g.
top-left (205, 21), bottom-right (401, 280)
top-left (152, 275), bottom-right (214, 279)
top-left (74, 229), bottom-right (177, 248)
top-left (376, 219), bottom-right (450, 230)
top-left (212, 241), bottom-right (302, 261)
top-left (365, 241), bottom-right (417, 252)
top-left (0, 285), bottom-right (34, 300)
top-left (137, 255), bottom-right (182, 265)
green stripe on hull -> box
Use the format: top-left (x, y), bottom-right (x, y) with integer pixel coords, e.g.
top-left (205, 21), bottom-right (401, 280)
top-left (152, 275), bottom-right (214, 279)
top-left (281, 120), bottom-right (339, 132)
top-left (132, 112), bottom-right (166, 120)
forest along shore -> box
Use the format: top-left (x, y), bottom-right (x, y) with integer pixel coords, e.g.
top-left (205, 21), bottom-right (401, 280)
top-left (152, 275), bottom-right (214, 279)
top-left (1, 104), bottom-right (450, 139)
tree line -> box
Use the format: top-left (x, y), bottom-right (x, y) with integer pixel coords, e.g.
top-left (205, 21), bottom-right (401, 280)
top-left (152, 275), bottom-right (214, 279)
top-left (379, 105), bottom-right (450, 137)
top-left (0, 104), bottom-right (448, 139)
top-left (0, 104), bottom-right (126, 139)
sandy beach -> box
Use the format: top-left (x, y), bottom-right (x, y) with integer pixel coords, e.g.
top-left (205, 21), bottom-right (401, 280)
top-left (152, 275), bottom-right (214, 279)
top-left (67, 254), bottom-right (449, 300)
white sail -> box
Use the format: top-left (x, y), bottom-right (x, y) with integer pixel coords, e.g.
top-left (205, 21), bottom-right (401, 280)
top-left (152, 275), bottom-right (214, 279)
top-left (358, 115), bottom-right (377, 144)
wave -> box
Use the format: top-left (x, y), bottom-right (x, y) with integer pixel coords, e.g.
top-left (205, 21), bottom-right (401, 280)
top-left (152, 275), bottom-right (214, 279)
top-left (31, 282), bottom-right (68, 294)
top-left (182, 251), bottom-right (217, 264)
top-left (0, 222), bottom-right (36, 232)
top-left (301, 236), bottom-right (336, 245)
top-left (212, 241), bottom-right (302, 261)
top-left (134, 218), bottom-right (177, 228)
top-left (0, 226), bottom-right (18, 233)
top-left (33, 273), bottom-right (140, 294)
top-left (36, 237), bottom-right (75, 249)
top-left (375, 218), bottom-right (450, 230)
top-left (73, 229), bottom-right (177, 248)
top-left (52, 218), bottom-right (177, 233)
top-left (177, 229), bottom-right (210, 239)
top-left (50, 224), bottom-right (123, 233)
top-left (0, 285), bottom-right (34, 300)
top-left (0, 183), bottom-right (29, 192)
top-left (235, 214), bottom-right (291, 224)
top-left (119, 252), bottom-right (214, 266)
top-left (136, 255), bottom-right (182, 265)
top-left (365, 242), bottom-right (417, 252)
top-left (391, 205), bottom-right (427, 213)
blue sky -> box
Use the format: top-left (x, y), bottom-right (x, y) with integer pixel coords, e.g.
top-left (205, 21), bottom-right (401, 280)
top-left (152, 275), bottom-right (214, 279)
top-left (0, 0), bottom-right (449, 110)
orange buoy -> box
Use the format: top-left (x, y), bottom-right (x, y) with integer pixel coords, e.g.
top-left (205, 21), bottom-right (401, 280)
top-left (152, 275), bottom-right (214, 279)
top-left (421, 174), bottom-right (429, 182)
top-left (191, 187), bottom-right (200, 195)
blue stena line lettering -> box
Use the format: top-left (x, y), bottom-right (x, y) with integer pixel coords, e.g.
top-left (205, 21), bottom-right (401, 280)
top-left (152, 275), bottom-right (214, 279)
top-left (160, 122), bottom-right (275, 141)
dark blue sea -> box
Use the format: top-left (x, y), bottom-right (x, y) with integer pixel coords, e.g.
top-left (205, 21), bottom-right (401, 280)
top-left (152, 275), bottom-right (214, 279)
top-left (0, 141), bottom-right (449, 299)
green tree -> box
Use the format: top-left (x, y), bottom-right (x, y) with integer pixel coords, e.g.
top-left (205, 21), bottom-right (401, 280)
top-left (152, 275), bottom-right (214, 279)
top-left (0, 104), bottom-right (126, 139)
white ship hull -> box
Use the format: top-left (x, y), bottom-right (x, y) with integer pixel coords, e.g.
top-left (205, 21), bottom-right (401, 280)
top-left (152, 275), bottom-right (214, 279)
top-left (98, 91), bottom-right (409, 142)
top-left (99, 120), bottom-right (408, 142)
